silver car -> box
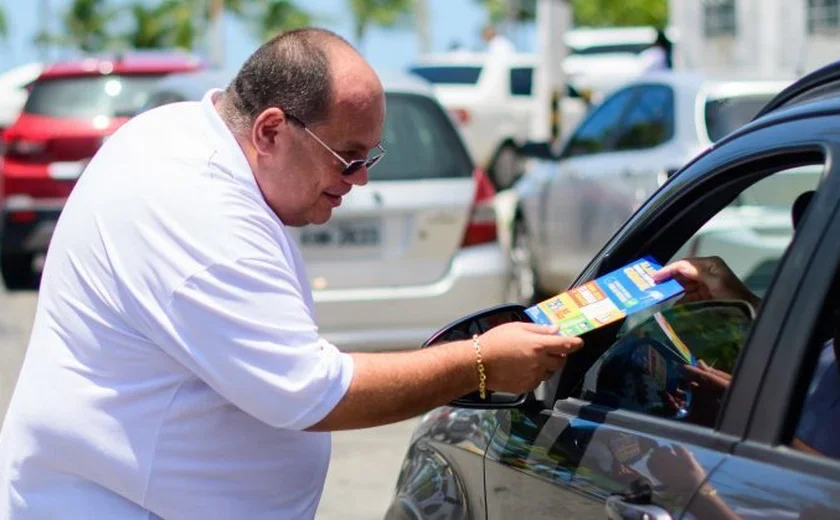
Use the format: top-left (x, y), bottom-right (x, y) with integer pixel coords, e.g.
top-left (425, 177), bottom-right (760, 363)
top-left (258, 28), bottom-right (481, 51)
top-left (510, 72), bottom-right (794, 302)
top-left (142, 69), bottom-right (508, 351)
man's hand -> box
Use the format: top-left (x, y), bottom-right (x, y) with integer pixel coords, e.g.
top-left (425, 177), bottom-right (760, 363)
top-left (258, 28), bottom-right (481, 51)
top-left (652, 256), bottom-right (761, 309)
top-left (309, 322), bottom-right (583, 431)
top-left (478, 322), bottom-right (584, 394)
top-left (682, 360), bottom-right (732, 428)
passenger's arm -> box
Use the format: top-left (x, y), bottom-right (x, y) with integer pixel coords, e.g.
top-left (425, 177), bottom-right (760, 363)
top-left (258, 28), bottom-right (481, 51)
top-left (653, 256), bottom-right (762, 309)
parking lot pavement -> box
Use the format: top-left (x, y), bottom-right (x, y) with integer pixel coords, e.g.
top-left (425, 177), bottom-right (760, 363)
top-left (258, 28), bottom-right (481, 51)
top-left (0, 290), bottom-right (38, 419)
top-left (0, 288), bottom-right (418, 519)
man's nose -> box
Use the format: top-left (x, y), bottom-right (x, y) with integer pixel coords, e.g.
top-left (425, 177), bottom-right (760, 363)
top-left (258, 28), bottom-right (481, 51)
top-left (344, 166), bottom-right (369, 186)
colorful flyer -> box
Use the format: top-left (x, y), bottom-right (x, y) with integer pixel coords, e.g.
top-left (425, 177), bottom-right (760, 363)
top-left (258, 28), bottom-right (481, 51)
top-left (525, 257), bottom-right (685, 337)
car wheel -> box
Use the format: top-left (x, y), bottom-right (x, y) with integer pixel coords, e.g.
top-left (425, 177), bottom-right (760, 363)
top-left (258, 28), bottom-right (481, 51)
top-left (506, 219), bottom-right (544, 305)
top-left (491, 144), bottom-right (523, 191)
top-left (1, 253), bottom-right (38, 291)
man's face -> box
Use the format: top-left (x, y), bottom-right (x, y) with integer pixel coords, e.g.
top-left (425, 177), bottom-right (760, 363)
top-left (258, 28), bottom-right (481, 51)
top-left (251, 85), bottom-right (386, 227)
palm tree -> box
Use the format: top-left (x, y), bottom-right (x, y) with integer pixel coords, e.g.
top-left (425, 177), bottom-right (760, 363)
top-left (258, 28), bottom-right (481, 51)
top-left (62, 0), bottom-right (114, 53)
top-left (257, 1), bottom-right (312, 42)
top-left (348, 0), bottom-right (413, 53)
top-left (0, 4), bottom-right (8, 42)
top-left (124, 1), bottom-right (196, 50)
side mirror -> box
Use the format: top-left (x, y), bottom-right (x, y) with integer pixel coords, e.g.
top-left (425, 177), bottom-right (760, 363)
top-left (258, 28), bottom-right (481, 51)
top-left (422, 303), bottom-right (533, 409)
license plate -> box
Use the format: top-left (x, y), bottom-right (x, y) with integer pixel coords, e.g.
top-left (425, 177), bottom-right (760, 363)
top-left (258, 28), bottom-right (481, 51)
top-left (300, 220), bottom-right (381, 247)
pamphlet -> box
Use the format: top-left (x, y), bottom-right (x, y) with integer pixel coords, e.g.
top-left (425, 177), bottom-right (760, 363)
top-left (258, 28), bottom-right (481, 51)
top-left (525, 257), bottom-right (685, 337)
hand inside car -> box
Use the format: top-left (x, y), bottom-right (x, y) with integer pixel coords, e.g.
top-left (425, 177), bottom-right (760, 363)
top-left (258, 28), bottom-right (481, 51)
top-left (653, 256), bottom-right (761, 310)
top-left (477, 322), bottom-right (584, 395)
top-left (672, 360), bottom-right (732, 428)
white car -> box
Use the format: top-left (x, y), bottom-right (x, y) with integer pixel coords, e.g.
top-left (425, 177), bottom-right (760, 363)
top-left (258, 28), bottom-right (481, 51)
top-left (563, 26), bottom-right (670, 97)
top-left (510, 72), bottom-right (796, 303)
top-left (0, 62), bottom-right (42, 135)
top-left (142, 69), bottom-right (508, 351)
top-left (409, 51), bottom-right (591, 190)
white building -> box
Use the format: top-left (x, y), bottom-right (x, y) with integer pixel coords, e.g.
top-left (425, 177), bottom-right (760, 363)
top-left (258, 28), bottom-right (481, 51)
top-left (670, 0), bottom-right (840, 80)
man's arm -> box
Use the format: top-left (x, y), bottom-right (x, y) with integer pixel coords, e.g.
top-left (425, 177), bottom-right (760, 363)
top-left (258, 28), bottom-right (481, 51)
top-left (309, 322), bottom-right (583, 431)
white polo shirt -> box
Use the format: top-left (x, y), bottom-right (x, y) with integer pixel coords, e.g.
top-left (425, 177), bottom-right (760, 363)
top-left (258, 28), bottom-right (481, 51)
top-left (0, 90), bottom-right (355, 518)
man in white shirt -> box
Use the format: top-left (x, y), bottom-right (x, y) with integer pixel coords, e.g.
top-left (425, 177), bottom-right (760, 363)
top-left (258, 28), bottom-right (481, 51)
top-left (0, 28), bottom-right (582, 518)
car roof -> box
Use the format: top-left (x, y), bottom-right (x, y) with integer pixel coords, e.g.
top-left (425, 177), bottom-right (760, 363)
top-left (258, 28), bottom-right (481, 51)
top-left (412, 50), bottom-right (538, 67)
top-left (39, 51), bottom-right (204, 79)
top-left (614, 71), bottom-right (791, 98)
top-left (564, 26), bottom-right (662, 48)
top-left (753, 58), bottom-right (840, 120)
top-left (150, 68), bottom-right (436, 101)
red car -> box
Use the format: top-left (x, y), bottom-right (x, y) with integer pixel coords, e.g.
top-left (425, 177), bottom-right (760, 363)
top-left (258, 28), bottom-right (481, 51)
top-left (0, 52), bottom-right (203, 289)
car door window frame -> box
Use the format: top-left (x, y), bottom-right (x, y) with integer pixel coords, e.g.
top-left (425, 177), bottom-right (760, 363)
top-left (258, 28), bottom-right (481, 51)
top-left (559, 86), bottom-right (638, 159)
top-left (724, 170), bottom-right (840, 483)
top-left (545, 115), bottom-right (840, 442)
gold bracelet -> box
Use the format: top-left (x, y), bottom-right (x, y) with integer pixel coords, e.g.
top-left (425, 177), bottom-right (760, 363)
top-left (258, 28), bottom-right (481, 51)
top-left (698, 484), bottom-right (718, 498)
top-left (472, 334), bottom-right (487, 399)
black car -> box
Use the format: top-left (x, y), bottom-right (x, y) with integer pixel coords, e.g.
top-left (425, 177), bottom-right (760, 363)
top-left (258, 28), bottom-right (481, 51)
top-left (386, 61), bottom-right (840, 519)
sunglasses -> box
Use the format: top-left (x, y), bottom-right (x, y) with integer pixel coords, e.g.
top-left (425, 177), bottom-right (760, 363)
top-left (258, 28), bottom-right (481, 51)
top-left (286, 113), bottom-right (386, 176)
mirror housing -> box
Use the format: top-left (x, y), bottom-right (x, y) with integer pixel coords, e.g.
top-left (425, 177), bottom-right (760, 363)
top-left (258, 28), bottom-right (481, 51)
top-left (422, 303), bottom-right (533, 409)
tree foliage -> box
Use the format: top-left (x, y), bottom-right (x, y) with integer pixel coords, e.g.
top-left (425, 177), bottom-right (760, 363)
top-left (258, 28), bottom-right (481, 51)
top-left (473, 0), bottom-right (667, 28)
top-left (41, 0), bottom-right (314, 55)
top-left (348, 0), bottom-right (413, 50)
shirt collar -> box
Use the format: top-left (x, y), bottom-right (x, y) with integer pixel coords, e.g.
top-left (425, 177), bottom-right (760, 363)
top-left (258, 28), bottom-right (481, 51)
top-left (201, 88), bottom-right (260, 192)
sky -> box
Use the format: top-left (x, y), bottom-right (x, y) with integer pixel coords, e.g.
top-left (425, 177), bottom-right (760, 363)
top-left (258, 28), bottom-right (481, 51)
top-left (0, 0), bottom-right (536, 75)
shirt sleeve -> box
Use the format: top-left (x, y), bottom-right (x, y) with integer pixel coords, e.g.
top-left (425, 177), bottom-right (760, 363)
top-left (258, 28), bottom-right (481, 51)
top-left (157, 257), bottom-right (355, 430)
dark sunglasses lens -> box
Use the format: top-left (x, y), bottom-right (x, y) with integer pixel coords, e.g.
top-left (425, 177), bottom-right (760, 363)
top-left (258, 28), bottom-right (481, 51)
top-left (342, 160), bottom-right (365, 176)
top-left (365, 153), bottom-right (384, 170)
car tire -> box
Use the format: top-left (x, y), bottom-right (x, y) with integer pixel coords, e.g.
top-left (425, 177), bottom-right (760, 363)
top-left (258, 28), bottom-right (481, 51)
top-left (506, 219), bottom-right (546, 305)
top-left (1, 253), bottom-right (38, 291)
top-left (490, 144), bottom-right (523, 191)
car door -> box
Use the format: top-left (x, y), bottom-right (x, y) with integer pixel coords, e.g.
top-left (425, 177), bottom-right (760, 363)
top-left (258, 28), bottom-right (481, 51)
top-left (688, 168), bottom-right (840, 519)
top-left (484, 114), bottom-right (840, 519)
top-left (542, 86), bottom-right (636, 287)
top-left (565, 84), bottom-right (678, 284)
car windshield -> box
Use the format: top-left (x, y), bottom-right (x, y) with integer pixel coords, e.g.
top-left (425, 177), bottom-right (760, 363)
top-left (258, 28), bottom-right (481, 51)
top-left (372, 93), bottom-right (473, 181)
top-left (408, 65), bottom-right (482, 85)
top-left (24, 75), bottom-right (166, 119)
top-left (704, 94), bottom-right (775, 142)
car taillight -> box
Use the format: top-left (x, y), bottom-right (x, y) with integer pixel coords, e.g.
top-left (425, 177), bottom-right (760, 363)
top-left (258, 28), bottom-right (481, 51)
top-left (5, 138), bottom-right (47, 159)
top-left (461, 168), bottom-right (498, 247)
top-left (449, 108), bottom-right (471, 126)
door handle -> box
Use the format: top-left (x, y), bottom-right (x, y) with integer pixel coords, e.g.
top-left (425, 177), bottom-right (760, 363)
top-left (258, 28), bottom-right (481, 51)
top-left (605, 495), bottom-right (672, 520)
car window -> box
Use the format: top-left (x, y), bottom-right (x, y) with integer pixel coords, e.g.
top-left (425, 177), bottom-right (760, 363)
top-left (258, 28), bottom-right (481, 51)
top-left (373, 93), bottom-right (473, 181)
top-left (562, 87), bottom-right (636, 158)
top-left (704, 93), bottom-right (775, 142)
top-left (24, 75), bottom-right (166, 119)
top-left (510, 67), bottom-right (533, 96)
top-left (408, 65), bottom-right (483, 85)
top-left (788, 261), bottom-right (840, 462)
top-left (573, 161), bottom-right (827, 430)
top-left (568, 42), bottom-right (652, 56)
top-left (141, 90), bottom-right (188, 111)
top-left (613, 85), bottom-right (674, 150)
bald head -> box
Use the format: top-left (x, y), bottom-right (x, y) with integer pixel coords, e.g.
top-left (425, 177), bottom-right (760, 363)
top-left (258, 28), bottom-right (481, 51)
top-left (222, 28), bottom-right (382, 131)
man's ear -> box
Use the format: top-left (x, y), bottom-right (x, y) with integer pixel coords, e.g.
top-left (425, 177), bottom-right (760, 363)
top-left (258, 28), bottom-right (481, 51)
top-left (252, 107), bottom-right (287, 156)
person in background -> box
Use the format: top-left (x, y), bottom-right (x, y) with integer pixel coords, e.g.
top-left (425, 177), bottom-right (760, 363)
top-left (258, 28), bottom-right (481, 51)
top-left (481, 24), bottom-right (516, 55)
top-left (640, 28), bottom-right (674, 73)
